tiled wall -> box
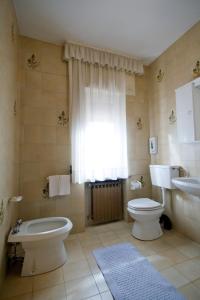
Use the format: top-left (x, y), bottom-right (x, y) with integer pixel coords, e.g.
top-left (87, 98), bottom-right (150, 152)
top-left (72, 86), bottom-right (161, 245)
top-left (124, 70), bottom-right (151, 220)
top-left (19, 37), bottom-right (85, 233)
top-left (0, 0), bottom-right (20, 286)
top-left (148, 21), bottom-right (200, 243)
top-left (1, 2), bottom-right (199, 289)
top-left (19, 36), bottom-right (151, 227)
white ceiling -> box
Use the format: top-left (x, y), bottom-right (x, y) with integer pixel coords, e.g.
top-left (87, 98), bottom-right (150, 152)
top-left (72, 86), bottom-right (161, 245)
top-left (13, 0), bottom-right (200, 64)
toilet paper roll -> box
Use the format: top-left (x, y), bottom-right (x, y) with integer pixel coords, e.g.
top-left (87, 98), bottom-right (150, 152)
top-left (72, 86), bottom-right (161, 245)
top-left (9, 196), bottom-right (23, 203)
top-left (130, 180), bottom-right (142, 190)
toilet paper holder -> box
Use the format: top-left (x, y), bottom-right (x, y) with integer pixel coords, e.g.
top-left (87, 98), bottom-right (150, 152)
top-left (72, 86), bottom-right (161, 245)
top-left (130, 176), bottom-right (145, 190)
top-left (139, 176), bottom-right (145, 187)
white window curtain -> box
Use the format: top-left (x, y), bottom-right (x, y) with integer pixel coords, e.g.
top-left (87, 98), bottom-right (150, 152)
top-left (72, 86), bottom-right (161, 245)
top-left (65, 42), bottom-right (144, 184)
top-left (69, 60), bottom-right (128, 184)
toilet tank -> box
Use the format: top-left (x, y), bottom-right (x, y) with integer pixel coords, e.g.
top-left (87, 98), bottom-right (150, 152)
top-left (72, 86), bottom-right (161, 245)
top-left (149, 165), bottom-right (179, 189)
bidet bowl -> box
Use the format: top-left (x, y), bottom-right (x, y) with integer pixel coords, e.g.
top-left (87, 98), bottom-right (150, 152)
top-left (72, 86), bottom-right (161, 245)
top-left (8, 217), bottom-right (72, 243)
top-left (8, 217), bottom-right (73, 276)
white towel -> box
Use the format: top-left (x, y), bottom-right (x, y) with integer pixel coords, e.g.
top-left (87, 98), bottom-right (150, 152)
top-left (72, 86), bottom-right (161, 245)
top-left (48, 175), bottom-right (71, 197)
top-left (48, 175), bottom-right (60, 197)
top-left (58, 175), bottom-right (70, 196)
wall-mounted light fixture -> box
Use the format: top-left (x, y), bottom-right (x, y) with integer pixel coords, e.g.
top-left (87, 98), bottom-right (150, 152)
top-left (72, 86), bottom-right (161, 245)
top-left (156, 69), bottom-right (164, 82)
top-left (27, 54), bottom-right (40, 69)
top-left (193, 60), bottom-right (200, 78)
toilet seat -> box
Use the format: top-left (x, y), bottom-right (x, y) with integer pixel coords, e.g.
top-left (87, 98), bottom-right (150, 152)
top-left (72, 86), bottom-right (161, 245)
top-left (128, 198), bottom-right (162, 211)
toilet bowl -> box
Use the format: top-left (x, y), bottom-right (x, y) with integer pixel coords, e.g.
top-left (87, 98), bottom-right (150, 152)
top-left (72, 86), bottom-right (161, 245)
top-left (128, 198), bottom-right (164, 240)
top-left (8, 217), bottom-right (73, 276)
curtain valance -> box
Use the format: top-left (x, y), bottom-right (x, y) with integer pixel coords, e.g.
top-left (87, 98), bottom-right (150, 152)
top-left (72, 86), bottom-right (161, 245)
top-left (64, 43), bottom-right (143, 75)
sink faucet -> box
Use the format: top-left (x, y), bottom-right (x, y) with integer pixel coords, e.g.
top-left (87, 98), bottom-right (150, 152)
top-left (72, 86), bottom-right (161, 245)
top-left (12, 219), bottom-right (23, 234)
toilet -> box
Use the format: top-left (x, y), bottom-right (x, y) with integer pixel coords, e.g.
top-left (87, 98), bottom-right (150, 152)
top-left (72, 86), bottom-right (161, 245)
top-left (8, 217), bottom-right (73, 276)
top-left (127, 165), bottom-right (179, 241)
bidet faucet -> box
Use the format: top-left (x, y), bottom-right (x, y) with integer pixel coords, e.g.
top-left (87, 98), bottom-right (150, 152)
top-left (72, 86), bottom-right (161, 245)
top-left (12, 219), bottom-right (23, 234)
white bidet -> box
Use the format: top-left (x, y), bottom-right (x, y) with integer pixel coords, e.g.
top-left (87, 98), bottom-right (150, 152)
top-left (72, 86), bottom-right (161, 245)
top-left (8, 217), bottom-right (73, 276)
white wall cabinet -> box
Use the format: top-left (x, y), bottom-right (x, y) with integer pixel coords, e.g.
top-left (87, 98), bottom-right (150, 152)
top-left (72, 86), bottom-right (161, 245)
top-left (175, 77), bottom-right (200, 143)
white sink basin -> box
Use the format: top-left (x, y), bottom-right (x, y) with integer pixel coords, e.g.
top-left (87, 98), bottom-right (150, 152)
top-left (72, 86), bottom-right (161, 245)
top-left (172, 177), bottom-right (200, 197)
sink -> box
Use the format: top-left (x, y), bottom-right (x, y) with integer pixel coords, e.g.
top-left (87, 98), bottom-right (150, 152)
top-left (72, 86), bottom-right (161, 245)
top-left (172, 177), bottom-right (200, 197)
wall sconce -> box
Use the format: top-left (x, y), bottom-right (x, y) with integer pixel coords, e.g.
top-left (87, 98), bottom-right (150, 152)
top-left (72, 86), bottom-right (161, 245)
top-left (58, 111), bottom-right (68, 126)
top-left (169, 110), bottom-right (176, 124)
top-left (27, 54), bottom-right (40, 69)
top-left (156, 69), bottom-right (164, 82)
top-left (193, 60), bottom-right (200, 78)
top-left (136, 118), bottom-right (142, 130)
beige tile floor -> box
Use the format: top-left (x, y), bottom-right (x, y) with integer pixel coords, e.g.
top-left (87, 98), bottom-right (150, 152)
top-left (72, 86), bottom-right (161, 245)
top-left (1, 221), bottom-right (200, 300)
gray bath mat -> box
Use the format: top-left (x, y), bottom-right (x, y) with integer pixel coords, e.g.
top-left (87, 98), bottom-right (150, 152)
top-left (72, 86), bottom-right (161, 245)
top-left (93, 243), bottom-right (185, 300)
